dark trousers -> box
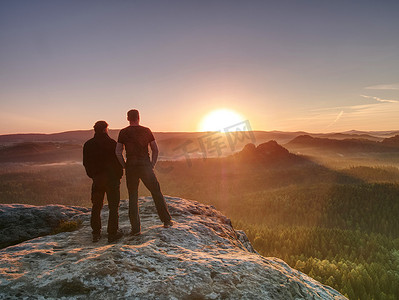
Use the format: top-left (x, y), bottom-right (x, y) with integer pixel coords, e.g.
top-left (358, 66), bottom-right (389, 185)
top-left (91, 172), bottom-right (120, 236)
top-left (126, 163), bottom-right (171, 233)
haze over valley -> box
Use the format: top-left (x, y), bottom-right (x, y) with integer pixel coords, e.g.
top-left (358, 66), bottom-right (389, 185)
top-left (1, 129), bottom-right (399, 299)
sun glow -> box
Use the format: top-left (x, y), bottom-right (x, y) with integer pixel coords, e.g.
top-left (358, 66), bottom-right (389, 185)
top-left (198, 109), bottom-right (246, 132)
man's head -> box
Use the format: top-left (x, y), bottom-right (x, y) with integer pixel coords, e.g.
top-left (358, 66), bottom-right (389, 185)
top-left (127, 109), bottom-right (140, 123)
top-left (93, 120), bottom-right (108, 134)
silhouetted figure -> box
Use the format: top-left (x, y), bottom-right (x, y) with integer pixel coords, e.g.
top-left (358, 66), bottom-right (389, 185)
top-left (116, 109), bottom-right (172, 235)
top-left (83, 121), bottom-right (123, 243)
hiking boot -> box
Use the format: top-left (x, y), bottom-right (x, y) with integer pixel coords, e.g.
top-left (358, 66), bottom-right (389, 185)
top-left (163, 220), bottom-right (174, 228)
top-left (108, 230), bottom-right (123, 243)
top-left (92, 233), bottom-right (101, 243)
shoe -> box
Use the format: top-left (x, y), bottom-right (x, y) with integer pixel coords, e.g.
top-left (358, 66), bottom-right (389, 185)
top-left (92, 233), bottom-right (101, 243)
top-left (163, 220), bottom-right (173, 228)
top-left (108, 230), bottom-right (123, 243)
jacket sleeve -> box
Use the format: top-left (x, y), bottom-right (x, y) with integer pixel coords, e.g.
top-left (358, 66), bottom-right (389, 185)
top-left (83, 142), bottom-right (94, 178)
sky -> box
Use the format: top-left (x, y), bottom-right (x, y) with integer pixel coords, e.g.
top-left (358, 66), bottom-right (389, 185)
top-left (1, 0), bottom-right (399, 134)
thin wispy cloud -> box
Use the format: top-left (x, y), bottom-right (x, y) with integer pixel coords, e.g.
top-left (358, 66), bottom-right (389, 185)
top-left (365, 83), bottom-right (399, 90)
top-left (286, 101), bottom-right (399, 132)
top-left (323, 110), bottom-right (344, 129)
top-left (310, 104), bottom-right (379, 112)
top-left (360, 94), bottom-right (399, 103)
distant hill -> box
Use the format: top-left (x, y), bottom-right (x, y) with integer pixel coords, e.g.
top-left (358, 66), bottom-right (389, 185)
top-left (0, 142), bottom-right (82, 163)
top-left (286, 135), bottom-right (399, 153)
top-left (318, 132), bottom-right (382, 141)
top-left (343, 130), bottom-right (399, 138)
top-left (1, 130), bottom-right (398, 163)
top-left (381, 135), bottom-right (399, 146)
top-left (0, 131), bottom-right (96, 144)
top-left (0, 130), bottom-right (309, 162)
top-left (1, 129), bottom-right (394, 145)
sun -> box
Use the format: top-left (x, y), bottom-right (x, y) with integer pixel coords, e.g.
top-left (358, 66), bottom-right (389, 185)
top-left (198, 109), bottom-right (246, 132)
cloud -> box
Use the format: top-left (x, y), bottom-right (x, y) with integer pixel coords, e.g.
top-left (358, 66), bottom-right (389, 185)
top-left (365, 83), bottom-right (399, 90)
top-left (277, 96), bottom-right (399, 133)
top-left (326, 110), bottom-right (344, 128)
top-left (360, 94), bottom-right (399, 103)
top-left (333, 110), bottom-right (344, 122)
top-left (309, 104), bottom-right (375, 112)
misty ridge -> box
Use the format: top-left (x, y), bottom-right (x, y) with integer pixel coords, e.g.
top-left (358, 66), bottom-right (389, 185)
top-left (1, 129), bottom-right (399, 164)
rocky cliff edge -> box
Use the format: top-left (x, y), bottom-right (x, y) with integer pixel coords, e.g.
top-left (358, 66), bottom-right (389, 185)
top-left (0, 196), bottom-right (346, 299)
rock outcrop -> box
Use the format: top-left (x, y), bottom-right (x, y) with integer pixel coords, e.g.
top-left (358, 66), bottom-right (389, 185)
top-left (235, 141), bottom-right (306, 165)
top-left (0, 197), bottom-right (346, 299)
top-left (0, 204), bottom-right (90, 249)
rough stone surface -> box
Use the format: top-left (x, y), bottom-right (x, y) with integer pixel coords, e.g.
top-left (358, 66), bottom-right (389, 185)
top-left (0, 196), bottom-right (347, 299)
top-left (0, 204), bottom-right (90, 248)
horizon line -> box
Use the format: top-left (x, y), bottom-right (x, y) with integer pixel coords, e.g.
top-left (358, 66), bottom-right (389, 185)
top-left (1, 128), bottom-right (399, 137)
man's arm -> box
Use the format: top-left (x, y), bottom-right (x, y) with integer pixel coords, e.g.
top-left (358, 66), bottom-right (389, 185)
top-left (83, 142), bottom-right (94, 178)
top-left (150, 140), bottom-right (159, 168)
top-left (115, 142), bottom-right (126, 168)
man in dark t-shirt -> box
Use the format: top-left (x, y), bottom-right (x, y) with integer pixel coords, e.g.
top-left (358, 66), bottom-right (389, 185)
top-left (116, 109), bottom-right (172, 235)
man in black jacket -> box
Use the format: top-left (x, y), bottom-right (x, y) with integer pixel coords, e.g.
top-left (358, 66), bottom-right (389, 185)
top-left (83, 121), bottom-right (123, 243)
